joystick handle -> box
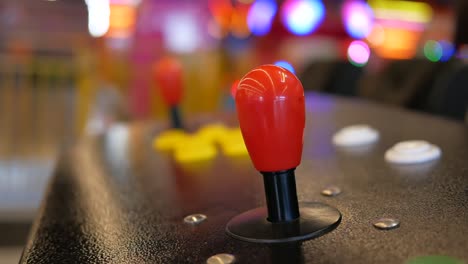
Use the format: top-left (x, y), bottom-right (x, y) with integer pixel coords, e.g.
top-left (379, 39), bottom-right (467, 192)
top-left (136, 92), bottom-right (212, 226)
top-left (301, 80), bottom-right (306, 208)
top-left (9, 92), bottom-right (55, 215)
top-left (154, 57), bottom-right (184, 129)
top-left (236, 65), bottom-right (305, 172)
top-left (236, 65), bottom-right (305, 222)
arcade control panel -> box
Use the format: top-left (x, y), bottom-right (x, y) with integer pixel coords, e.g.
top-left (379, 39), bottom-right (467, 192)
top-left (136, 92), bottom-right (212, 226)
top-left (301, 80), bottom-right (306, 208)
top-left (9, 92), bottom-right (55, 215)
top-left (21, 66), bottom-right (467, 264)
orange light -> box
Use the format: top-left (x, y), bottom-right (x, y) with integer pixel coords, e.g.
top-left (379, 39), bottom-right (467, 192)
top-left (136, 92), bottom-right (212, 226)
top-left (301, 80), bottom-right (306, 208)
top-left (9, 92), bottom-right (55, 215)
top-left (373, 27), bottom-right (421, 59)
top-left (207, 18), bottom-right (228, 39)
top-left (367, 0), bottom-right (431, 60)
top-left (107, 4), bottom-right (136, 38)
top-left (230, 4), bottom-right (251, 38)
top-left (209, 0), bottom-right (234, 29)
top-left (367, 24), bottom-right (385, 47)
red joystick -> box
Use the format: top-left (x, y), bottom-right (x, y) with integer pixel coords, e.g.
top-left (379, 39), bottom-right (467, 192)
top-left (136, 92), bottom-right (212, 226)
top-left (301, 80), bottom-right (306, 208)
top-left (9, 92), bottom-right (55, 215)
top-left (226, 65), bottom-right (341, 243)
top-left (236, 65), bottom-right (305, 173)
top-left (154, 57), bottom-right (184, 129)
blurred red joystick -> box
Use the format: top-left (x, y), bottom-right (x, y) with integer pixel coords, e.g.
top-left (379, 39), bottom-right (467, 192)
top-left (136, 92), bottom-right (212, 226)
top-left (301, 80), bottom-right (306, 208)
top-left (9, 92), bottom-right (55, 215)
top-left (226, 65), bottom-right (341, 243)
top-left (154, 57), bottom-right (184, 129)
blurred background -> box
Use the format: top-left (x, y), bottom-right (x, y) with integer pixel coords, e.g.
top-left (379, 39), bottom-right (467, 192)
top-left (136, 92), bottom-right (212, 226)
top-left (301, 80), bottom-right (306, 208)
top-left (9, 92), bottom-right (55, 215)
top-left (0, 0), bottom-right (467, 262)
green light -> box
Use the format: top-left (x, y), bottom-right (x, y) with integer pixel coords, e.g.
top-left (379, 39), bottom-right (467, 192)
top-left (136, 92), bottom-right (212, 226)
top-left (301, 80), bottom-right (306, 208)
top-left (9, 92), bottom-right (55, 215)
top-left (347, 58), bottom-right (366, 67)
top-left (424, 40), bottom-right (443, 62)
top-left (406, 255), bottom-right (464, 264)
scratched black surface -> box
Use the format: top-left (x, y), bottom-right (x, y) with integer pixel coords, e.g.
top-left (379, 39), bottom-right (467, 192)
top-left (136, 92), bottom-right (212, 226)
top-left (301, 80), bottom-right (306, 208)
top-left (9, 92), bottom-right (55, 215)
top-left (21, 94), bottom-right (468, 263)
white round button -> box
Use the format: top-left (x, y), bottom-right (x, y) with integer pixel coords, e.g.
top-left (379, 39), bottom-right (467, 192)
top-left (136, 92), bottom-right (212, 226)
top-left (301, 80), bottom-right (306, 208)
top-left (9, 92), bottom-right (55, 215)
top-left (332, 125), bottom-right (379, 147)
top-left (385, 140), bottom-right (441, 164)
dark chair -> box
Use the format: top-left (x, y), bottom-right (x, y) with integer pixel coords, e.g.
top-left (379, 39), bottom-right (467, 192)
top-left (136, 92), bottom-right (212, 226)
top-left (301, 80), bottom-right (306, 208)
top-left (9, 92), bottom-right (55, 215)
top-left (299, 60), bottom-right (363, 97)
top-left (426, 62), bottom-right (468, 120)
top-left (299, 60), bottom-right (337, 92)
top-left (323, 61), bottom-right (363, 97)
top-left (358, 59), bottom-right (440, 106)
top-left (406, 60), bottom-right (462, 111)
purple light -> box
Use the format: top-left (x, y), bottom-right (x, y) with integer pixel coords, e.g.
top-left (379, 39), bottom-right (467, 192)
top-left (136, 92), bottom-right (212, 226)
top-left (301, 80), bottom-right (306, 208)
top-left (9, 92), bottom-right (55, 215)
top-left (342, 0), bottom-right (373, 39)
top-left (281, 0), bottom-right (325, 36)
top-left (247, 0), bottom-right (277, 36)
top-left (347, 40), bottom-right (370, 66)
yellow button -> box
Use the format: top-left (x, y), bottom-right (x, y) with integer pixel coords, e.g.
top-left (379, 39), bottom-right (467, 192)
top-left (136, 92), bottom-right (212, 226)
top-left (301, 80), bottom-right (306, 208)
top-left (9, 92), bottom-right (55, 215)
top-left (220, 128), bottom-right (249, 157)
top-left (153, 129), bottom-right (188, 152)
top-left (195, 123), bottom-right (229, 143)
top-left (174, 135), bottom-right (218, 163)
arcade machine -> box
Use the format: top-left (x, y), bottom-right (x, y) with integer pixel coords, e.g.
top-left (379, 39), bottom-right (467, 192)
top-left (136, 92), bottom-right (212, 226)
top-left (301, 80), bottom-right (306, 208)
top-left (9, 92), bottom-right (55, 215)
top-left (20, 62), bottom-right (467, 263)
top-left (15, 0), bottom-right (468, 263)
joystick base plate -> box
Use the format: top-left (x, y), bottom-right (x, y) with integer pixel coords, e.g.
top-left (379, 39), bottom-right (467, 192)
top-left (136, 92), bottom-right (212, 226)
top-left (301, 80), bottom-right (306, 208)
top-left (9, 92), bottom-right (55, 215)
top-left (226, 202), bottom-right (341, 243)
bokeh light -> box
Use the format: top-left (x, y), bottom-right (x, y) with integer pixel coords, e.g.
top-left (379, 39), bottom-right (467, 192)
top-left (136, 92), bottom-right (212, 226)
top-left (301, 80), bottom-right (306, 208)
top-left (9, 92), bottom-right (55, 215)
top-left (281, 0), bottom-right (325, 36)
top-left (86, 0), bottom-right (111, 37)
top-left (274, 60), bottom-right (295, 74)
top-left (347, 40), bottom-right (370, 67)
top-left (366, 24), bottom-right (385, 47)
top-left (424, 40), bottom-right (443, 62)
top-left (371, 27), bottom-right (421, 60)
top-left (247, 0), bottom-right (277, 36)
top-left (107, 5), bottom-right (136, 38)
top-left (231, 5), bottom-right (251, 38)
top-left (162, 12), bottom-right (201, 54)
top-left (342, 0), bottom-right (373, 39)
top-left (439, 40), bottom-right (455, 62)
top-left (370, 0), bottom-right (433, 23)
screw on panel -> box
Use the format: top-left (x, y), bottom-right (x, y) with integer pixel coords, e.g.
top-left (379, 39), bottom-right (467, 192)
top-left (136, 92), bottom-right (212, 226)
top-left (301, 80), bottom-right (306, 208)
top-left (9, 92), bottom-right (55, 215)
top-left (206, 253), bottom-right (236, 264)
top-left (183, 214), bottom-right (207, 225)
top-left (373, 218), bottom-right (400, 230)
top-left (321, 186), bottom-right (342, 197)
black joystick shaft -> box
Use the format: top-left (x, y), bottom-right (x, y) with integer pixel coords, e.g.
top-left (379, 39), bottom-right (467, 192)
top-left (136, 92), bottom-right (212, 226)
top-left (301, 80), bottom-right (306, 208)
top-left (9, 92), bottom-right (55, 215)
top-left (169, 106), bottom-right (183, 129)
top-left (262, 169), bottom-right (300, 222)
